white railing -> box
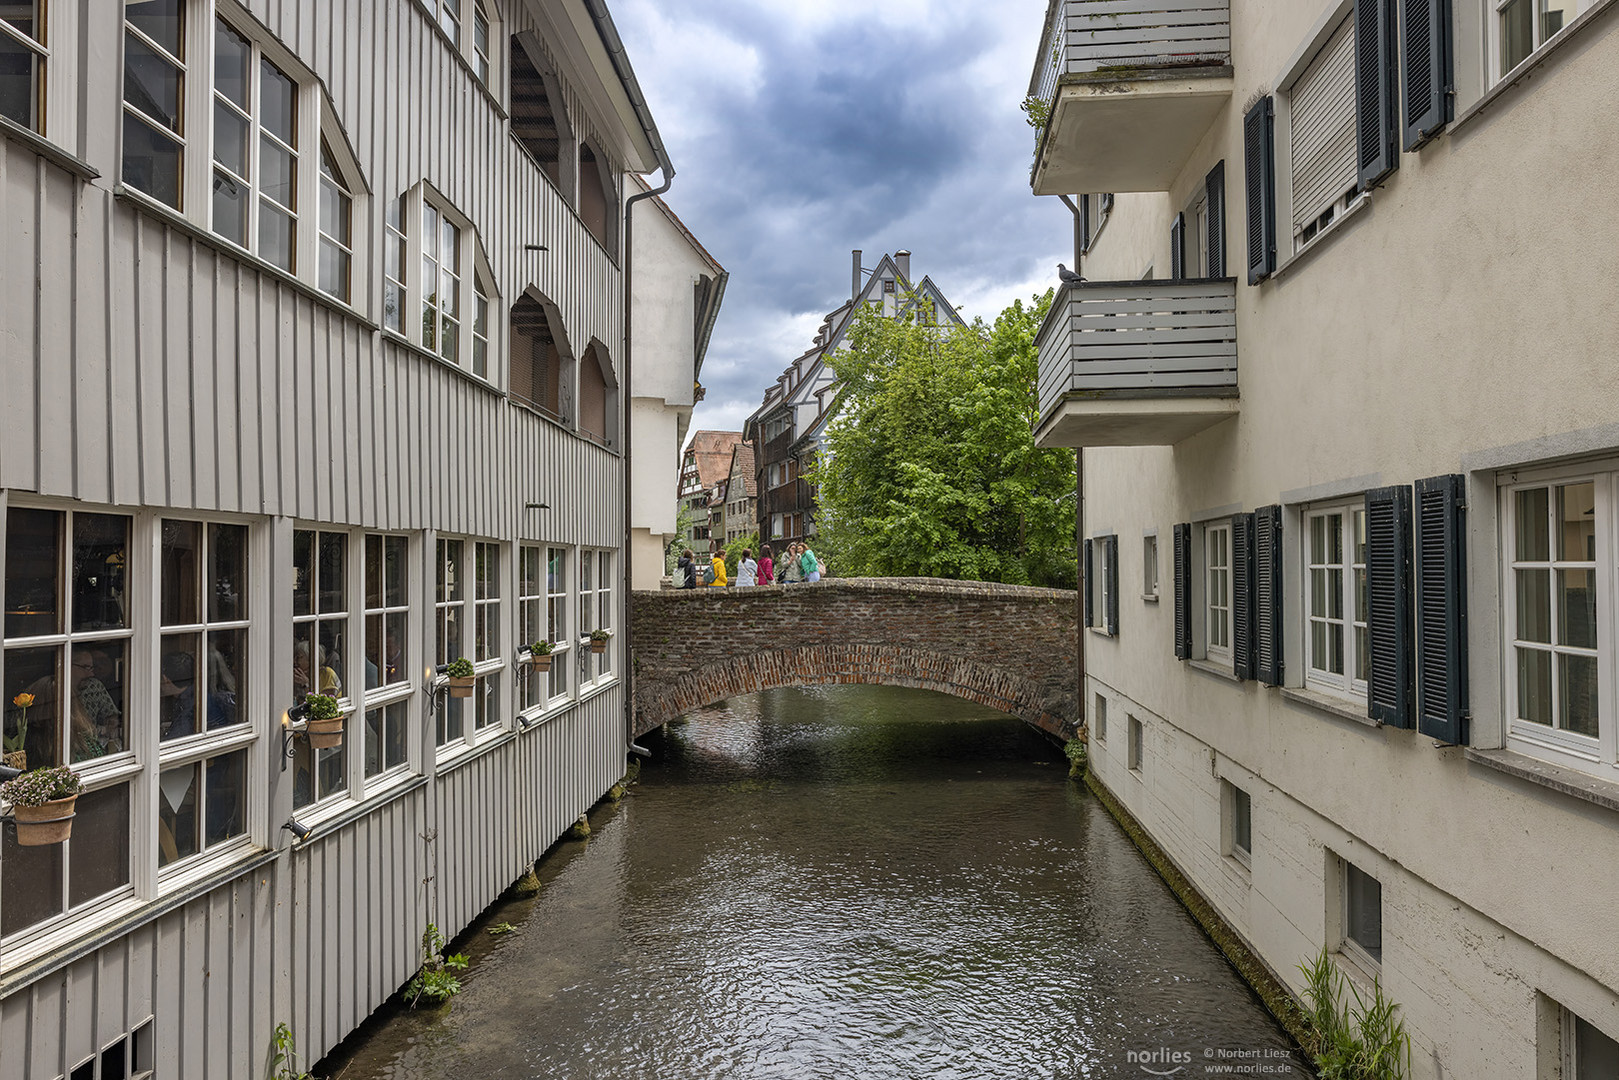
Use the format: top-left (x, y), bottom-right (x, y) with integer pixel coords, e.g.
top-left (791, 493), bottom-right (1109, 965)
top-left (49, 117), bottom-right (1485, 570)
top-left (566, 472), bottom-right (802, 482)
top-left (1036, 278), bottom-right (1238, 424)
top-left (1031, 0), bottom-right (1231, 103)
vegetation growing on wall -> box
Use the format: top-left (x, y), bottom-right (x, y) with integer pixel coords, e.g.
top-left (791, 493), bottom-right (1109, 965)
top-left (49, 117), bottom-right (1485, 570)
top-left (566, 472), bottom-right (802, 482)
top-left (814, 293), bottom-right (1076, 588)
top-left (1299, 947), bottom-right (1411, 1079)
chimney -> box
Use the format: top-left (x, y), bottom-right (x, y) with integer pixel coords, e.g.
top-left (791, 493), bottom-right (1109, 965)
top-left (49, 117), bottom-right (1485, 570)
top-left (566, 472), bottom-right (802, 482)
top-left (851, 249), bottom-right (863, 299)
top-left (895, 249), bottom-right (911, 283)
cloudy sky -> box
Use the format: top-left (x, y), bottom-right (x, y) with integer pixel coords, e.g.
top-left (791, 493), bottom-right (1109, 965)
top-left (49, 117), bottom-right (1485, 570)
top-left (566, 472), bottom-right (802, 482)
top-left (615, 0), bottom-right (1071, 441)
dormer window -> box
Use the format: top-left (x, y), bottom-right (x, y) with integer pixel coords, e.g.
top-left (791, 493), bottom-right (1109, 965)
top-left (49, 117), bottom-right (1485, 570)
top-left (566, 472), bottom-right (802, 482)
top-left (385, 186), bottom-right (499, 379)
top-left (0, 4), bottom-right (46, 133)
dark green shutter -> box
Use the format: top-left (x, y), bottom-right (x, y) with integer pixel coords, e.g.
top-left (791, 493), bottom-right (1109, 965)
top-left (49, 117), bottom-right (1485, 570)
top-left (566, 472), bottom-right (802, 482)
top-left (1254, 505), bottom-right (1284, 686)
top-left (1205, 161), bottom-right (1226, 278)
top-left (1170, 213), bottom-right (1186, 280)
top-left (1232, 513), bottom-right (1256, 680)
top-left (1105, 534), bottom-right (1120, 636)
top-left (1365, 486), bottom-right (1415, 728)
top-left (1355, 0), bottom-right (1399, 188)
top-left (1173, 523), bottom-right (1192, 659)
top-left (1403, 0), bottom-right (1453, 149)
top-left (1084, 538), bottom-right (1095, 628)
top-left (1415, 474), bottom-right (1468, 744)
top-left (1244, 97), bottom-right (1276, 284)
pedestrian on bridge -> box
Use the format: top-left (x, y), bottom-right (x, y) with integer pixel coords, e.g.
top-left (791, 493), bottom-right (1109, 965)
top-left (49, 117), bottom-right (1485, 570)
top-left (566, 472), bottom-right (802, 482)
top-left (758, 545), bottom-right (774, 586)
top-left (800, 544), bottom-right (820, 583)
top-left (737, 549), bottom-right (758, 587)
top-left (709, 548), bottom-right (728, 588)
top-left (677, 549), bottom-right (697, 589)
top-left (780, 543), bottom-right (803, 585)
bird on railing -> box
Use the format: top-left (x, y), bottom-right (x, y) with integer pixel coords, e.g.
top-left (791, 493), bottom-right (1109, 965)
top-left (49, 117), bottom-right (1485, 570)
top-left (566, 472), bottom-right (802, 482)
top-left (1057, 264), bottom-right (1084, 284)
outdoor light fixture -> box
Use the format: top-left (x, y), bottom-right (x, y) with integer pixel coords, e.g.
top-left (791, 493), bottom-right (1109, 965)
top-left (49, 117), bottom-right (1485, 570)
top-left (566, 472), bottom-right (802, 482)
top-left (517, 713), bottom-right (534, 732)
top-left (281, 818), bottom-right (313, 843)
top-left (280, 701), bottom-right (314, 769)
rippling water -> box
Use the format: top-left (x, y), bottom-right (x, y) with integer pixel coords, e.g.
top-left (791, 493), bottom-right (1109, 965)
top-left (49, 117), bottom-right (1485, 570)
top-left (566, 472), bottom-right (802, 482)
top-left (323, 686), bottom-right (1303, 1079)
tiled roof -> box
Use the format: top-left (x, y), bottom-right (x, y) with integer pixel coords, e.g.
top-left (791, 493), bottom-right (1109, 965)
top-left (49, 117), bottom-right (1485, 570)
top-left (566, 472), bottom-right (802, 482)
top-left (687, 430), bottom-right (743, 487)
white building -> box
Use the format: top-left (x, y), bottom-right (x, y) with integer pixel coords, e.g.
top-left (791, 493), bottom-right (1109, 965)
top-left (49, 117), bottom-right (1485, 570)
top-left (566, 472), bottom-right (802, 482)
top-left (1029, 0), bottom-right (1619, 1075)
top-left (0, 2), bottom-right (703, 1076)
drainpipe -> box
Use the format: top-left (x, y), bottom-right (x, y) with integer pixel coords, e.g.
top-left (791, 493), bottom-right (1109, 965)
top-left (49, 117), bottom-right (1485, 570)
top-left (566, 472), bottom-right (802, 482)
top-left (1055, 194), bottom-right (1086, 738)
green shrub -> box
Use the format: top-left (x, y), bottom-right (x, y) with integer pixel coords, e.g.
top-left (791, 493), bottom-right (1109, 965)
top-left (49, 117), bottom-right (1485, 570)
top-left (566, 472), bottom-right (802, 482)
top-left (445, 657), bottom-right (475, 679)
top-left (1298, 946), bottom-right (1410, 1079)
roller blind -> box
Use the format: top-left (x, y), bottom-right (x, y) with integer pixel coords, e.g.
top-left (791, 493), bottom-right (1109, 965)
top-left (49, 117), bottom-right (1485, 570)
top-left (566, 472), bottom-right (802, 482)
top-left (1291, 16), bottom-right (1358, 235)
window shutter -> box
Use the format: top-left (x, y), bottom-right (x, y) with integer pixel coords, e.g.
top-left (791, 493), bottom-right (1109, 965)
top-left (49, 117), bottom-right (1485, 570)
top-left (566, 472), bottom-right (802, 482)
top-left (1402, 0), bottom-right (1453, 150)
top-left (1365, 486), bottom-right (1414, 728)
top-left (1084, 538), bottom-right (1095, 628)
top-left (1105, 534), bottom-right (1120, 636)
top-left (1415, 474), bottom-right (1468, 744)
top-left (1290, 17), bottom-right (1358, 235)
top-left (1244, 96), bottom-right (1276, 285)
top-left (1232, 513), bottom-right (1256, 680)
top-left (1205, 162), bottom-right (1226, 278)
top-left (1355, 0), bottom-right (1398, 189)
top-left (1080, 194), bottom-right (1092, 252)
top-left (1254, 505), bottom-right (1284, 686)
top-left (1173, 523), bottom-right (1192, 659)
top-left (1170, 213), bottom-right (1186, 280)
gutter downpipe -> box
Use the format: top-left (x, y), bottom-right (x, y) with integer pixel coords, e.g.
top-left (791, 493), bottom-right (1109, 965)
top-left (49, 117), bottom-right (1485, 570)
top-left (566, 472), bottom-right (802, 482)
top-left (1055, 194), bottom-right (1086, 738)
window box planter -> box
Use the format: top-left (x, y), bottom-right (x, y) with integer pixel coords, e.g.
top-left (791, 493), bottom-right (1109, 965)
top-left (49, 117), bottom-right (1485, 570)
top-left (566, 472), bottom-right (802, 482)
top-left (300, 693), bottom-right (346, 749)
top-left (1, 766), bottom-right (83, 846)
top-left (446, 658), bottom-right (476, 698)
top-left (589, 631), bottom-right (611, 655)
top-left (527, 642), bottom-right (554, 673)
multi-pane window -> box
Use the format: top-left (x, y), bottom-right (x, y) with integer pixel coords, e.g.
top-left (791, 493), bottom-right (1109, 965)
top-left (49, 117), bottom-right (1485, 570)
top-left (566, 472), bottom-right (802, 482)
top-left (0, 2), bottom-right (46, 133)
top-left (363, 535), bottom-right (411, 780)
top-left (211, 19), bottom-right (300, 271)
top-left (383, 196), bottom-right (407, 334)
top-left (592, 550), bottom-right (613, 681)
top-left (1205, 522), bottom-right (1231, 655)
top-left (1286, 15), bottom-right (1357, 252)
top-left (433, 0), bottom-right (461, 46)
top-left (122, 0), bottom-right (186, 209)
top-left (547, 547), bottom-right (570, 702)
top-left (318, 143), bottom-right (353, 300)
top-left (156, 521), bottom-right (250, 869)
top-left (3, 776), bottom-right (132, 939)
top-left (518, 546), bottom-right (546, 712)
top-left (472, 542), bottom-right (502, 731)
top-left (1224, 781), bottom-right (1252, 867)
top-left (472, 283), bottom-right (490, 379)
top-left (1504, 476), bottom-right (1604, 763)
top-left (1497, 0), bottom-right (1586, 78)
top-left (422, 204), bottom-right (460, 362)
top-left (1305, 506), bottom-right (1368, 697)
top-left (472, 3), bottom-right (491, 83)
top-left (435, 538), bottom-right (466, 746)
top-left (292, 530), bottom-right (348, 808)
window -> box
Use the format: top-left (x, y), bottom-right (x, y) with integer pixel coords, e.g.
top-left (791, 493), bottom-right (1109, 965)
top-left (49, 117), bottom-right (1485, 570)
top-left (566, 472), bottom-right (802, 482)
top-left (291, 529), bottom-right (350, 807)
top-left (471, 542), bottom-right (502, 731)
top-left (581, 550), bottom-right (613, 685)
top-left (65, 1016), bottom-right (154, 1080)
top-left (387, 189), bottom-right (496, 376)
top-left (510, 291), bottom-right (571, 420)
top-left (432, 0), bottom-right (461, 45)
top-left (1224, 780), bottom-right (1252, 867)
top-left (472, 3), bottom-right (491, 83)
top-left (1093, 694), bottom-right (1107, 742)
top-left (1501, 472), bottom-right (1611, 774)
top-left (122, 4), bottom-right (362, 302)
top-left (383, 196), bottom-right (407, 334)
top-left (1285, 14), bottom-right (1359, 252)
top-left (1085, 535), bottom-right (1118, 635)
top-left (0, 1), bottom-right (46, 133)
top-left (1549, 1001), bottom-right (1619, 1078)
top-left (518, 546), bottom-right (547, 712)
top-left (1340, 858), bottom-right (1382, 968)
top-left (435, 538), bottom-right (467, 746)
top-left (1143, 533), bottom-right (1159, 599)
top-left (435, 538), bottom-right (504, 746)
top-left (1496, 0), bottom-right (1586, 79)
top-left (1127, 715), bottom-right (1144, 772)
top-left (363, 535), bottom-right (411, 779)
top-left (1305, 504), bottom-right (1368, 698)
top-left (472, 282), bottom-right (490, 379)
top-left (422, 203), bottom-right (460, 361)
top-left (510, 35), bottom-right (570, 196)
top-left (546, 547), bottom-right (571, 702)
top-left (1205, 522), bottom-right (1232, 656)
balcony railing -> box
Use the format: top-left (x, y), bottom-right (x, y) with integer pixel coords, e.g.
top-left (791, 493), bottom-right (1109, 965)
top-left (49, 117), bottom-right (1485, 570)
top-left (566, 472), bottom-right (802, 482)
top-left (1035, 278), bottom-right (1238, 446)
top-left (1033, 0), bottom-right (1231, 105)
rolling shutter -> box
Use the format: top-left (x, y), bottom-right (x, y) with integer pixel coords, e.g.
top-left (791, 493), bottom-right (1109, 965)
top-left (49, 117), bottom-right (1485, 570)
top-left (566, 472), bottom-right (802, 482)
top-left (1105, 534), bottom-right (1120, 636)
top-left (1254, 505), bottom-right (1284, 686)
top-left (1291, 17), bottom-right (1358, 236)
top-left (1205, 162), bottom-right (1226, 278)
top-left (1173, 523), bottom-right (1192, 659)
top-left (1084, 538), bottom-right (1095, 628)
top-left (1365, 486), bottom-right (1414, 728)
top-left (1415, 474), bottom-right (1468, 744)
top-left (1170, 213), bottom-right (1186, 280)
top-left (1232, 513), bottom-right (1257, 680)
top-left (1403, 0), bottom-right (1453, 150)
top-left (1355, 0), bottom-right (1398, 189)
top-left (1244, 96), bottom-right (1276, 284)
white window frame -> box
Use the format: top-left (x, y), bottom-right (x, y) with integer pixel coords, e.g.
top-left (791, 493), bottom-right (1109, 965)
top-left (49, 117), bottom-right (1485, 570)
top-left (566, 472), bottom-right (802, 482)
top-left (470, 540), bottom-right (505, 734)
top-left (1498, 464), bottom-right (1617, 781)
top-left (545, 546), bottom-right (573, 705)
top-left (390, 185), bottom-right (500, 384)
top-left (422, 0), bottom-right (499, 88)
top-left (1142, 531), bottom-right (1159, 601)
top-left (1553, 999), bottom-right (1619, 1079)
top-left (1222, 779), bottom-right (1252, 869)
top-left (580, 549), bottom-right (614, 689)
top-left (435, 536), bottom-right (504, 753)
top-left (1204, 522), bottom-right (1232, 660)
top-left (0, 3), bottom-right (54, 138)
top-left (290, 526), bottom-right (359, 812)
top-left (1303, 502), bottom-right (1368, 701)
top-left (1088, 534), bottom-right (1114, 636)
top-left (1337, 857), bottom-right (1383, 974)
top-left (1490, 0), bottom-right (1591, 85)
top-left (359, 532), bottom-right (415, 793)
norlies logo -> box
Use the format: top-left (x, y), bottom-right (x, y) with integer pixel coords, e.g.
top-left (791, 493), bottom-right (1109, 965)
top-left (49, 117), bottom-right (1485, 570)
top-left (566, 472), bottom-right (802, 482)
top-left (1126, 1047), bottom-right (1193, 1075)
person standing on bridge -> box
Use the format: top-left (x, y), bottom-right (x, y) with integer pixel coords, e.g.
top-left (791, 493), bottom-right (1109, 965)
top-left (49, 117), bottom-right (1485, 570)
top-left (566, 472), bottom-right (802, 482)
top-left (800, 544), bottom-right (820, 583)
top-left (780, 544), bottom-right (803, 585)
top-left (758, 545), bottom-right (774, 586)
top-left (737, 549), bottom-right (758, 587)
top-left (677, 549), bottom-right (696, 589)
top-left (709, 547), bottom-right (728, 588)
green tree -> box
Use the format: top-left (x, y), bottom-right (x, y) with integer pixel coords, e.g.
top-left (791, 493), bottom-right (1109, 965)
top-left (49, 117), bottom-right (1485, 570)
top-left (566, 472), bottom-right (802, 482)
top-left (814, 292), bottom-right (1075, 587)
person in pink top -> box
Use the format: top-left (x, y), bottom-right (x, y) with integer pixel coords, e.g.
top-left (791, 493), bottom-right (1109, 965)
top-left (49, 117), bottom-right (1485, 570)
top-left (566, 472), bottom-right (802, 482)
top-left (758, 544), bottom-right (775, 586)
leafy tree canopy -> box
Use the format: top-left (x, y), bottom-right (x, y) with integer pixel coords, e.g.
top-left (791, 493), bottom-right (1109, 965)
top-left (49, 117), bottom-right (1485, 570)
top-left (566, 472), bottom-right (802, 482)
top-left (813, 291), bottom-right (1075, 588)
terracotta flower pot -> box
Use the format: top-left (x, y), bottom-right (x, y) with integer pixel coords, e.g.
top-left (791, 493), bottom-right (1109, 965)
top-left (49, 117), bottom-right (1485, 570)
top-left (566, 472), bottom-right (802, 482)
top-left (448, 674), bottom-right (476, 698)
top-left (531, 653), bottom-right (553, 672)
top-left (13, 795), bottom-right (77, 846)
top-left (305, 716), bottom-right (344, 749)
top-left (590, 639), bottom-right (607, 655)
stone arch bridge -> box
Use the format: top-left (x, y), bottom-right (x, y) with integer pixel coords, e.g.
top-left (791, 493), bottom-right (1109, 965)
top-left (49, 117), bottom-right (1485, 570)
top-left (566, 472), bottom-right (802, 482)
top-left (630, 578), bottom-right (1080, 739)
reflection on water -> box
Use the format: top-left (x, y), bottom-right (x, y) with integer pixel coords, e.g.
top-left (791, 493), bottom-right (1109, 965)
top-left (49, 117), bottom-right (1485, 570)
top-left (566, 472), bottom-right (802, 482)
top-left (323, 685), bottom-right (1302, 1079)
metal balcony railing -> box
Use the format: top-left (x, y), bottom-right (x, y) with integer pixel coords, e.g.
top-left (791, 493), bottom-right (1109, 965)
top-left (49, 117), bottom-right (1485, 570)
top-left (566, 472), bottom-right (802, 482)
top-left (1036, 278), bottom-right (1237, 426)
top-left (1032, 0), bottom-right (1231, 107)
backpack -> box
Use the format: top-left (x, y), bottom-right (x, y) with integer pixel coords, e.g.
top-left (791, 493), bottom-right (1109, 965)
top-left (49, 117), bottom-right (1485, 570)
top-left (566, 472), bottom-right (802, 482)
top-left (703, 560), bottom-right (716, 585)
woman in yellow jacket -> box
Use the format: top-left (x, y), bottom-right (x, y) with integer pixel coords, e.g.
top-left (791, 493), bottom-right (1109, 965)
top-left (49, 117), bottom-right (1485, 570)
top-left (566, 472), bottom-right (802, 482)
top-left (709, 549), bottom-right (728, 587)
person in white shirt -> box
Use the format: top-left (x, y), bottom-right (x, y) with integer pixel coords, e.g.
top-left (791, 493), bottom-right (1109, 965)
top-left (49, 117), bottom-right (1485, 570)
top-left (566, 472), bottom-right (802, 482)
top-left (736, 548), bottom-right (758, 587)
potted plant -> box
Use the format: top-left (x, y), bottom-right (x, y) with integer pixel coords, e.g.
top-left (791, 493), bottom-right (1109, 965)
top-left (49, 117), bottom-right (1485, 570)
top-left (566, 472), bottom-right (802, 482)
top-left (1, 765), bottom-right (83, 846)
top-left (302, 693), bottom-right (344, 749)
top-left (588, 629), bottom-right (611, 655)
top-left (445, 657), bottom-right (476, 698)
top-left (529, 640), bottom-right (554, 673)
top-left (5, 691), bottom-right (34, 770)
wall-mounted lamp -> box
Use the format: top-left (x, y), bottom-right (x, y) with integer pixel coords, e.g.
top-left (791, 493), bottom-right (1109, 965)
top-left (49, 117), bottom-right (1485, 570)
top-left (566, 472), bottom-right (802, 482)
top-left (281, 818), bottom-right (313, 843)
top-left (516, 713), bottom-right (534, 732)
top-left (280, 701), bottom-right (314, 769)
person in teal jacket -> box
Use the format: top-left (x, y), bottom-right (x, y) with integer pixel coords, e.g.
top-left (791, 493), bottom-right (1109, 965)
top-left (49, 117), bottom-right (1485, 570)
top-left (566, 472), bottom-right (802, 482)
top-left (800, 545), bottom-right (820, 583)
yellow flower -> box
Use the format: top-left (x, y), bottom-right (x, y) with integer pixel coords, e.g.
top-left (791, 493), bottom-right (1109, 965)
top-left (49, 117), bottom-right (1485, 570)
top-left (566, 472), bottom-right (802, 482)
top-left (12, 692), bottom-right (34, 709)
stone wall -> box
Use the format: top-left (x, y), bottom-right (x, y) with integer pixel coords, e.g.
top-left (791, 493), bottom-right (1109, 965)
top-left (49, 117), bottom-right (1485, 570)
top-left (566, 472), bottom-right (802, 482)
top-left (630, 578), bottom-right (1080, 737)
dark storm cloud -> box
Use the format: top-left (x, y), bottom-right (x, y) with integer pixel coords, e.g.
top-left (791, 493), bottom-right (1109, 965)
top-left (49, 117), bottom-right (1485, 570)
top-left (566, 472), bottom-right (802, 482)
top-left (616, 0), bottom-right (1069, 434)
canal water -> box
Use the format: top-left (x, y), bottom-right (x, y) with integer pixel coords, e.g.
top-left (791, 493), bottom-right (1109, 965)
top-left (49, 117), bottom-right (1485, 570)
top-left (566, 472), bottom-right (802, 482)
top-left (322, 685), bottom-right (1304, 1079)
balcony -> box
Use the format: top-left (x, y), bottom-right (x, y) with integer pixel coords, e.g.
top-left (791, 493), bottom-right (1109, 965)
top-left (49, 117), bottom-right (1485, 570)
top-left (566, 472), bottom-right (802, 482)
top-left (1034, 278), bottom-right (1238, 447)
top-left (1029, 0), bottom-right (1233, 195)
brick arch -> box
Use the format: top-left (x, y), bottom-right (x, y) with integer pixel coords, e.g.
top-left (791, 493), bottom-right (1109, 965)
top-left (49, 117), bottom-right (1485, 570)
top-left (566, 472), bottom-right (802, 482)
top-left (630, 578), bottom-right (1080, 740)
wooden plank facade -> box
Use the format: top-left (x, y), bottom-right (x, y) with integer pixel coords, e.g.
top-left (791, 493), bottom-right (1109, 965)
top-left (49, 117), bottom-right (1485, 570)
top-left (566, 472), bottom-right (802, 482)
top-left (0, 2), bottom-right (668, 1076)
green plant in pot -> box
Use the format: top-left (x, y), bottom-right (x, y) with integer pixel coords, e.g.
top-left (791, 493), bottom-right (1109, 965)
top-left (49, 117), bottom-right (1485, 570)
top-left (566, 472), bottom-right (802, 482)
top-left (529, 640), bottom-right (554, 673)
top-left (445, 657), bottom-right (476, 698)
top-left (302, 693), bottom-right (344, 750)
top-left (1, 764), bottom-right (83, 846)
top-left (588, 629), bottom-right (611, 655)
